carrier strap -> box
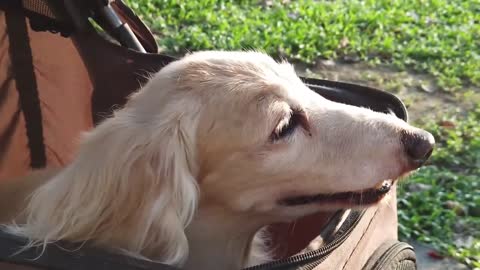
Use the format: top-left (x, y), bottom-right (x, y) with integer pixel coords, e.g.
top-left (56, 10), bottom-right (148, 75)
top-left (5, 5), bottom-right (47, 169)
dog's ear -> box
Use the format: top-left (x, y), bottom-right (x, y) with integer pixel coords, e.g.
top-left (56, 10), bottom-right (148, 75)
top-left (7, 98), bottom-right (200, 266)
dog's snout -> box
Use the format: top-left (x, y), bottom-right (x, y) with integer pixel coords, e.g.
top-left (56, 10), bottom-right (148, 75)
top-left (402, 130), bottom-right (435, 168)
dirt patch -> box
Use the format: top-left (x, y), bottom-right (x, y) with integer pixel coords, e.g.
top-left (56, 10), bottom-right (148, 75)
top-left (294, 61), bottom-right (479, 123)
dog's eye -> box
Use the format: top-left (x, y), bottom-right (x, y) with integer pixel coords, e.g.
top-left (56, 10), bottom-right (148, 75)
top-left (271, 110), bottom-right (309, 141)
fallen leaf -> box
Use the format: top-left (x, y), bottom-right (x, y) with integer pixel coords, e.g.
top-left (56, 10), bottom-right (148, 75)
top-left (339, 37), bottom-right (349, 48)
top-left (427, 250), bottom-right (444, 260)
top-left (417, 82), bottom-right (436, 93)
top-left (438, 120), bottom-right (456, 128)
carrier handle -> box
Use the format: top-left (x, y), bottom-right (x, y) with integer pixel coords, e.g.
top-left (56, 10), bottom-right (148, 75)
top-left (94, 0), bottom-right (146, 53)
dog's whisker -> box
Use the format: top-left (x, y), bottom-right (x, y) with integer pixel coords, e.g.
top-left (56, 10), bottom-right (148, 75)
top-left (289, 221), bottom-right (297, 236)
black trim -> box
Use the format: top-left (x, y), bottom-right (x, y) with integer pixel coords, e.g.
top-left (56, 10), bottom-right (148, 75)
top-left (242, 210), bottom-right (366, 270)
top-left (302, 77), bottom-right (408, 122)
top-left (5, 6), bottom-right (47, 169)
top-left (0, 1), bottom-right (74, 37)
top-left (0, 230), bottom-right (177, 270)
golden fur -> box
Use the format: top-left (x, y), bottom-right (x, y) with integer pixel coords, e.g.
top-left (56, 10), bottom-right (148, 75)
top-left (0, 51), bottom-right (432, 270)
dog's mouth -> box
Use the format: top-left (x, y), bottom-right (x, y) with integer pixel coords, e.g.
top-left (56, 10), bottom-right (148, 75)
top-left (279, 180), bottom-right (393, 207)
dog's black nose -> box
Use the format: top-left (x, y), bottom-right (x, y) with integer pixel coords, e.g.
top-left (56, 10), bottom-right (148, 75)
top-left (402, 130), bottom-right (435, 168)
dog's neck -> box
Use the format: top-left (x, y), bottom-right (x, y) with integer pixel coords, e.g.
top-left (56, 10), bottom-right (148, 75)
top-left (184, 206), bottom-right (268, 270)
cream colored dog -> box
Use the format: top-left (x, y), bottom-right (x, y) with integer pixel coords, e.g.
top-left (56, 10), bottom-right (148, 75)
top-left (0, 51), bottom-right (434, 270)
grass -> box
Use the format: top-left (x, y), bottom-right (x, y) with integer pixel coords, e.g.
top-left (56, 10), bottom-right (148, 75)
top-left (399, 106), bottom-right (480, 269)
top-left (123, 0), bottom-right (479, 268)
top-left (125, 0), bottom-right (480, 92)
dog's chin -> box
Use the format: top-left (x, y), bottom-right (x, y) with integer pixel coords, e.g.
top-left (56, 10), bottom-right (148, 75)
top-left (278, 179), bottom-right (395, 208)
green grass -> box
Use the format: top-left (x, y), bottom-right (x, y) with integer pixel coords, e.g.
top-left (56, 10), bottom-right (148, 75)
top-left (125, 0), bottom-right (480, 92)
top-left (399, 106), bottom-right (480, 268)
top-left (122, 0), bottom-right (480, 267)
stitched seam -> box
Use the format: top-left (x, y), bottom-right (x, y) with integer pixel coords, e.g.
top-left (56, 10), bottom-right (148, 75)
top-left (340, 207), bottom-right (380, 270)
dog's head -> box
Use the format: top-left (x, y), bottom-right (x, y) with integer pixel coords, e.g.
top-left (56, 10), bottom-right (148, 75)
top-left (132, 51), bottom-right (433, 216)
top-left (14, 51), bottom-right (433, 266)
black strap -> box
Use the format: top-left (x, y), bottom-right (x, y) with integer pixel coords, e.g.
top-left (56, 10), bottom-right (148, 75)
top-left (5, 5), bottom-right (47, 169)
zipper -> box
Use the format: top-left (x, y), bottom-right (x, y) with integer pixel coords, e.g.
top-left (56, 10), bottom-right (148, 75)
top-left (242, 210), bottom-right (366, 270)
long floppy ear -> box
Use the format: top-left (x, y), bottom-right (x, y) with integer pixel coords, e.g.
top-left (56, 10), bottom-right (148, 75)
top-left (6, 91), bottom-right (201, 266)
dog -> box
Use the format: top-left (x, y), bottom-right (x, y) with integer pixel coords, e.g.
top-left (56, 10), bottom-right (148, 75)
top-left (0, 51), bottom-right (434, 270)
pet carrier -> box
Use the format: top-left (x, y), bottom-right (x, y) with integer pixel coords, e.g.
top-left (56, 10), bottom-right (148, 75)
top-left (0, 1), bottom-right (417, 269)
